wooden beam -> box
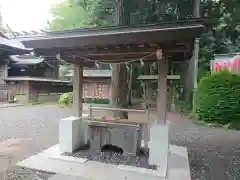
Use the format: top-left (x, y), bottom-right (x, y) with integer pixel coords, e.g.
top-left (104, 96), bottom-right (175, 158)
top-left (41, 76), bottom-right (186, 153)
top-left (73, 63), bottom-right (83, 117)
top-left (35, 42), bottom-right (190, 57)
top-left (157, 55), bottom-right (168, 124)
top-left (63, 50), bottom-right (189, 62)
top-left (66, 48), bottom-right (188, 57)
top-left (63, 46), bottom-right (157, 57)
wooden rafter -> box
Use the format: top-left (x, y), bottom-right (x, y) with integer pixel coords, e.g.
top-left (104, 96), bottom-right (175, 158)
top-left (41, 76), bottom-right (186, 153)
top-left (34, 44), bottom-right (191, 65)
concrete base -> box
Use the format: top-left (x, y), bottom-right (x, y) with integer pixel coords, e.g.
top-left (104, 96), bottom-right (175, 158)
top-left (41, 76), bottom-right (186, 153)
top-left (16, 144), bottom-right (191, 180)
top-left (59, 115), bottom-right (88, 153)
top-left (148, 124), bottom-right (169, 177)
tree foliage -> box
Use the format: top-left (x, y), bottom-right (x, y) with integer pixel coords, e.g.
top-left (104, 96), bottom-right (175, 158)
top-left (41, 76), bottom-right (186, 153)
top-left (198, 0), bottom-right (240, 79)
top-left (47, 0), bottom-right (240, 95)
top-left (47, 0), bottom-right (95, 30)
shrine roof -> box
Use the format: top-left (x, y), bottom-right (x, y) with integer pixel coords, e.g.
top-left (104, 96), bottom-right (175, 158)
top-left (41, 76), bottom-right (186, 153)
top-left (0, 32), bottom-right (32, 55)
top-left (15, 19), bottom-right (204, 50)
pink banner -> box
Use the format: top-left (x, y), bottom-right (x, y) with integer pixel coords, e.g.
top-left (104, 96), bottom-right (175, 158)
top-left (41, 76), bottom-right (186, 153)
top-left (211, 55), bottom-right (240, 73)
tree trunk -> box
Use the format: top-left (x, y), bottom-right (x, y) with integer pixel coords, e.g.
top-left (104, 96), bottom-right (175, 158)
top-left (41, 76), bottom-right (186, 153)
top-left (110, 0), bottom-right (130, 119)
top-left (118, 65), bottom-right (129, 118)
top-left (110, 64), bottom-right (120, 108)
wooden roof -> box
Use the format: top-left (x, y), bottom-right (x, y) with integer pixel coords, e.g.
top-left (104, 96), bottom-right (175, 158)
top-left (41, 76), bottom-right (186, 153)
top-left (13, 19), bottom-right (204, 65)
top-left (5, 76), bottom-right (71, 84)
top-left (17, 20), bottom-right (203, 48)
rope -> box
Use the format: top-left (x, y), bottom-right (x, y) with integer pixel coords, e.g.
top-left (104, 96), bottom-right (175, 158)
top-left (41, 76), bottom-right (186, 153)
top-left (80, 52), bottom-right (155, 65)
top-left (5, 52), bottom-right (156, 66)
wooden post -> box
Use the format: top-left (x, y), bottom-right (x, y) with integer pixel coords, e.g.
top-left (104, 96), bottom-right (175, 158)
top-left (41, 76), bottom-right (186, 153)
top-left (184, 0), bottom-right (201, 103)
top-left (193, 0), bottom-right (200, 89)
top-left (192, 0), bottom-right (201, 111)
top-left (127, 65), bottom-right (133, 107)
top-left (141, 81), bottom-right (147, 109)
top-left (193, 0), bottom-right (201, 18)
top-left (157, 56), bottom-right (168, 124)
top-left (55, 61), bottom-right (59, 79)
top-left (193, 39), bottom-right (200, 89)
top-left (145, 81), bottom-right (152, 108)
top-left (73, 64), bottom-right (83, 117)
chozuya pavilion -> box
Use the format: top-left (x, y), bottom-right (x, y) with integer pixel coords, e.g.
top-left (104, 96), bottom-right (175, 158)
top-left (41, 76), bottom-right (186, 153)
top-left (16, 19), bottom-right (204, 180)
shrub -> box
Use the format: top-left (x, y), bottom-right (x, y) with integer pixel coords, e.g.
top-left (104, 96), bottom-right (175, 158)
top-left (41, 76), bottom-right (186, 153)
top-left (194, 70), bottom-right (240, 125)
top-left (58, 92), bottom-right (73, 107)
top-left (58, 92), bottom-right (109, 107)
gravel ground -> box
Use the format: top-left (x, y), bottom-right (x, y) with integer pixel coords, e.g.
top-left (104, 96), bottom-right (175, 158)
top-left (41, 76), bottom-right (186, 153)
top-left (0, 167), bottom-right (54, 180)
top-left (0, 106), bottom-right (239, 180)
top-left (63, 150), bottom-right (154, 169)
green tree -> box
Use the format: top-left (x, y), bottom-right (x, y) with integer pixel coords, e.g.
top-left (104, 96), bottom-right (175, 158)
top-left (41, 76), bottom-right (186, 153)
top-left (47, 0), bottom-right (240, 104)
top-left (47, 0), bottom-right (95, 31)
top-left (198, 0), bottom-right (240, 79)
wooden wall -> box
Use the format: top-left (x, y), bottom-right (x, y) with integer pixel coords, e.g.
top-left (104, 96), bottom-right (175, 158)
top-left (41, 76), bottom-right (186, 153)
top-left (0, 63), bottom-right (7, 89)
top-left (83, 82), bottom-right (111, 99)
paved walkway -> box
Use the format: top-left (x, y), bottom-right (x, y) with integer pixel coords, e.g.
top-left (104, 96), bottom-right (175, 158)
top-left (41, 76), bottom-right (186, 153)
top-left (0, 106), bottom-right (239, 179)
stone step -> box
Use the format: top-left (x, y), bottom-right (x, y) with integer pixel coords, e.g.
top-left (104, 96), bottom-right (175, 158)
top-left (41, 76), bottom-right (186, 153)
top-left (48, 174), bottom-right (83, 180)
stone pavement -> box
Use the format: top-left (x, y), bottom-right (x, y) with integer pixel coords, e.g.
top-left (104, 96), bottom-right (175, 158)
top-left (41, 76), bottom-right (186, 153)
top-left (0, 106), bottom-right (239, 179)
top-left (0, 103), bottom-right (23, 108)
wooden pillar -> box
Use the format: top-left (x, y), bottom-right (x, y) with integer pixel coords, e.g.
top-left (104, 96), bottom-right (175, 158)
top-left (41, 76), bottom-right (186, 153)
top-left (184, 0), bottom-right (201, 102)
top-left (193, 0), bottom-right (200, 18)
top-left (29, 83), bottom-right (38, 104)
top-left (127, 65), bottom-right (133, 106)
top-left (73, 64), bottom-right (83, 117)
top-left (55, 61), bottom-right (59, 79)
top-left (157, 56), bottom-right (168, 124)
top-left (193, 39), bottom-right (200, 89)
top-left (141, 81), bottom-right (147, 109)
top-left (145, 81), bottom-right (151, 108)
top-left (192, 0), bottom-right (201, 110)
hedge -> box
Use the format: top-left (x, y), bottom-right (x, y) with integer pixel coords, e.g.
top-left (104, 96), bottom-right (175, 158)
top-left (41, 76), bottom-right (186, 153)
top-left (194, 70), bottom-right (240, 125)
